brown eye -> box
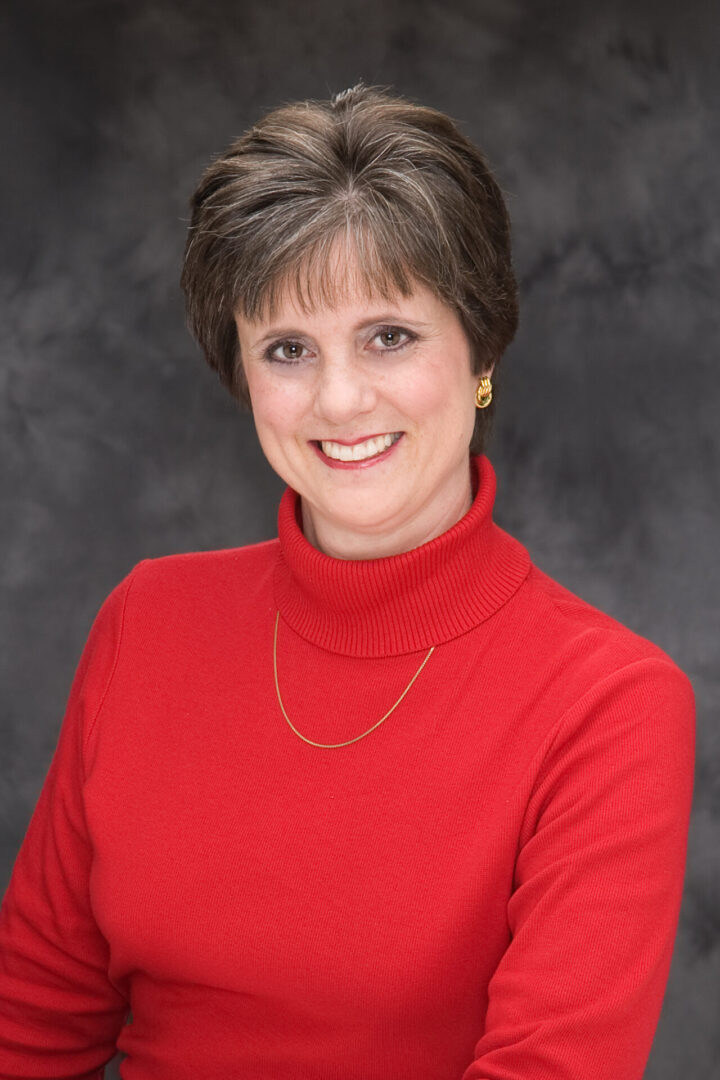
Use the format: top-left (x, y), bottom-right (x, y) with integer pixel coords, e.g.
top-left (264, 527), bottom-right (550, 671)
top-left (373, 327), bottom-right (413, 350)
top-left (281, 341), bottom-right (303, 360)
top-left (265, 339), bottom-right (307, 363)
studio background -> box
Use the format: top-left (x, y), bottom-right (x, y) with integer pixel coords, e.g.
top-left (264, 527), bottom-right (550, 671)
top-left (1, 1), bottom-right (717, 1077)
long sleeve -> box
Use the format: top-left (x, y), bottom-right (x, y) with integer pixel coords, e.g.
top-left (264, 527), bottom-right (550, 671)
top-left (462, 657), bottom-right (696, 1080)
top-left (0, 456), bottom-right (697, 1078)
top-left (0, 571), bottom-right (138, 1079)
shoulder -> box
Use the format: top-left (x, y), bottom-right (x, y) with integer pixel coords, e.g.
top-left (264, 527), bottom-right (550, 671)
top-left (92, 539), bottom-right (280, 645)
top-left (126, 538), bottom-right (278, 598)
top-left (134, 537), bottom-right (278, 580)
top-left (510, 562), bottom-right (695, 712)
top-left (522, 562), bottom-right (685, 664)
top-left (505, 566), bottom-right (696, 806)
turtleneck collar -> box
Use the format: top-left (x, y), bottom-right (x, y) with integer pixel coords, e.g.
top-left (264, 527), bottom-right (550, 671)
top-left (273, 454), bottom-right (531, 658)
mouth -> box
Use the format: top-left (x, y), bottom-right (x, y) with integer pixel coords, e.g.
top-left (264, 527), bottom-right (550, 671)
top-left (311, 432), bottom-right (403, 469)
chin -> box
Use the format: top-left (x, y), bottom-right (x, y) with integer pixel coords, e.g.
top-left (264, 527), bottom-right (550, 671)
top-left (334, 487), bottom-right (399, 513)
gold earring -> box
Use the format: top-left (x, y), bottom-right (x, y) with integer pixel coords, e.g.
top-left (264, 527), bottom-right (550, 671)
top-left (475, 376), bottom-right (493, 409)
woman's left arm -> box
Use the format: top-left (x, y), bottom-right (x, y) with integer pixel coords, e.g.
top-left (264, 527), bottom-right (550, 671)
top-left (462, 656), bottom-right (695, 1080)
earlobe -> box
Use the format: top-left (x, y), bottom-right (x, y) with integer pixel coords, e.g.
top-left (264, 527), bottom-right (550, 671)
top-left (475, 376), bottom-right (493, 409)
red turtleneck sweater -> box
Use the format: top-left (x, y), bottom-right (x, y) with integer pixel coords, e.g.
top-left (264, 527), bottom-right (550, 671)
top-left (0, 456), bottom-right (694, 1079)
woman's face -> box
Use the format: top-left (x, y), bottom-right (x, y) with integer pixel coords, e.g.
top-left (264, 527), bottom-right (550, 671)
top-left (235, 268), bottom-right (483, 559)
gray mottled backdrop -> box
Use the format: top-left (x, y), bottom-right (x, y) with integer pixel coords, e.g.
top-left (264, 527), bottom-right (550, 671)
top-left (1, 0), bottom-right (718, 1076)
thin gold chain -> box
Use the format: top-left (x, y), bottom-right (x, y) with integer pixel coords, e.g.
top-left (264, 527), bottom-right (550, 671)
top-left (272, 611), bottom-right (435, 749)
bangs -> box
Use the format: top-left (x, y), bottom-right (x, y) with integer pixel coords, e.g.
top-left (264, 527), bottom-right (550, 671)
top-left (232, 216), bottom-right (433, 324)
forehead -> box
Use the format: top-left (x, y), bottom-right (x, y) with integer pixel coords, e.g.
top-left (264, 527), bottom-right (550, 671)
top-left (237, 231), bottom-right (424, 326)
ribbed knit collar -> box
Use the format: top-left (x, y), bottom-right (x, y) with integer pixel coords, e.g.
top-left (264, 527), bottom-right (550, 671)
top-left (273, 454), bottom-right (530, 658)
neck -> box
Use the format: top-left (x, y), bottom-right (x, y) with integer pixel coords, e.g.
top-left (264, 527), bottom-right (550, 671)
top-left (300, 466), bottom-right (474, 560)
top-left (274, 455), bottom-right (532, 657)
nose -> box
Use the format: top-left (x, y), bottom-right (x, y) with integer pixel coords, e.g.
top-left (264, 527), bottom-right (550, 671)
top-left (312, 354), bottom-right (377, 427)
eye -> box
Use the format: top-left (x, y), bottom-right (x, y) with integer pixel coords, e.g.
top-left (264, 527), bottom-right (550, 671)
top-left (264, 339), bottom-right (308, 364)
top-left (371, 326), bottom-right (416, 351)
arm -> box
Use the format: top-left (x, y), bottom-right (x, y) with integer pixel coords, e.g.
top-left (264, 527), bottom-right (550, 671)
top-left (463, 657), bottom-right (695, 1080)
top-left (0, 571), bottom-right (140, 1079)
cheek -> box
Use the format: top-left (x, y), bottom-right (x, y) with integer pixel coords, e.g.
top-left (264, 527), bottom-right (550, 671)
top-left (246, 374), bottom-right (304, 443)
top-left (402, 362), bottom-right (475, 428)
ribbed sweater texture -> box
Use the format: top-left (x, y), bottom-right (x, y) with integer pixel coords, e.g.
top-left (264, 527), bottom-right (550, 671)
top-left (0, 455), bottom-right (695, 1079)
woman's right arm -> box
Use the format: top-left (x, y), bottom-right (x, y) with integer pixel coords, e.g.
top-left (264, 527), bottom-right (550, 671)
top-left (0, 570), bottom-right (139, 1079)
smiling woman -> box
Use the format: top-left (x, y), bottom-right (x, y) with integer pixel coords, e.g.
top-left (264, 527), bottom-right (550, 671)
top-left (180, 84), bottom-right (517, 459)
top-left (0, 84), bottom-right (695, 1080)
top-left (236, 265), bottom-right (480, 558)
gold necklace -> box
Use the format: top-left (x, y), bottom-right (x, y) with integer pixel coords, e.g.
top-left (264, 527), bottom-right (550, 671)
top-left (272, 611), bottom-right (435, 749)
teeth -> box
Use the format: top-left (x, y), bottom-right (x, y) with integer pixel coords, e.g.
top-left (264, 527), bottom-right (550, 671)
top-left (321, 432), bottom-right (400, 462)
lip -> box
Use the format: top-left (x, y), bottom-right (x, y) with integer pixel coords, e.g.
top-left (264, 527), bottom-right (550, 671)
top-left (311, 433), bottom-right (404, 470)
top-left (314, 432), bottom-right (397, 446)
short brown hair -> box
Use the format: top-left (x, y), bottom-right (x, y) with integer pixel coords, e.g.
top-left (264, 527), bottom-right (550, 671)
top-left (181, 83), bottom-right (518, 454)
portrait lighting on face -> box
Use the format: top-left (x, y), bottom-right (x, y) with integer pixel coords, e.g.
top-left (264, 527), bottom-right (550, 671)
top-left (235, 245), bottom-right (483, 561)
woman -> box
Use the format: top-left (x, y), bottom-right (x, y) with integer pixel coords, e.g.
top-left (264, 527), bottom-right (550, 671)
top-left (0, 84), bottom-right (695, 1079)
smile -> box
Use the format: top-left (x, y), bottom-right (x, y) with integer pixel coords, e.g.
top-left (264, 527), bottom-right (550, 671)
top-left (319, 432), bottom-right (402, 462)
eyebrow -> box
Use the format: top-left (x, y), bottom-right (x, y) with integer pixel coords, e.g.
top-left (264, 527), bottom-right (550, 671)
top-left (246, 314), bottom-right (433, 352)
